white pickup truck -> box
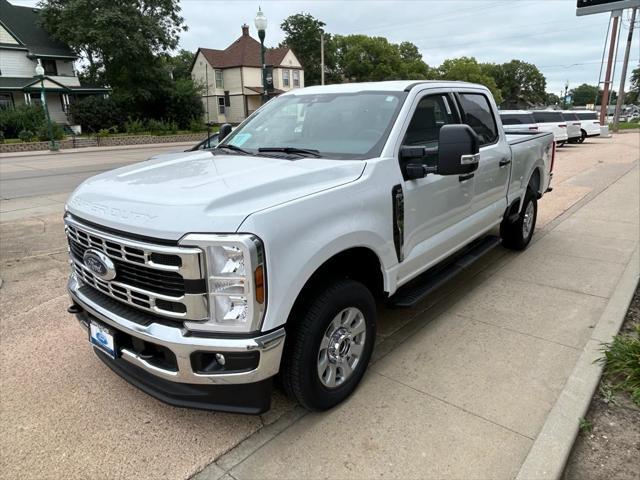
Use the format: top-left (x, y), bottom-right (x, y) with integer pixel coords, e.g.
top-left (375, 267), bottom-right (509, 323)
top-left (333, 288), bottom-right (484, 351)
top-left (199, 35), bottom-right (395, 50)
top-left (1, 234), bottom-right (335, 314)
top-left (65, 81), bottom-right (554, 413)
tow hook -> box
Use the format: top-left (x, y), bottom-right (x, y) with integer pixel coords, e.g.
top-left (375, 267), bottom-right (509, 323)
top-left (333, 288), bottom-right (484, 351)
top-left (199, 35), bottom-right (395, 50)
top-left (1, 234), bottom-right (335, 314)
top-left (67, 304), bottom-right (83, 314)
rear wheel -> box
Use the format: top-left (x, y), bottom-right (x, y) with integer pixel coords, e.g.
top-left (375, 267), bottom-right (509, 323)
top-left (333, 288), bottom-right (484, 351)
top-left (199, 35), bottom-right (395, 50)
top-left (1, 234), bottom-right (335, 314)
top-left (500, 187), bottom-right (537, 251)
top-left (578, 130), bottom-right (586, 143)
top-left (281, 279), bottom-right (376, 411)
top-left (557, 141), bottom-right (566, 147)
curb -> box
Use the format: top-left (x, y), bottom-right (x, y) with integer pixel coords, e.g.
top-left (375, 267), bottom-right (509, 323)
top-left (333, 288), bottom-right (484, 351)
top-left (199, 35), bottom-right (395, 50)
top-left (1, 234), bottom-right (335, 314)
top-left (515, 247), bottom-right (639, 480)
top-left (0, 141), bottom-right (196, 159)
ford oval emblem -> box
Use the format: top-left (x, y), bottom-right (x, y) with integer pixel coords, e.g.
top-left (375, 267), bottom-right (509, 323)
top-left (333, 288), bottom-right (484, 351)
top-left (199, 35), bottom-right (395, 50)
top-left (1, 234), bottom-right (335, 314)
top-left (96, 331), bottom-right (108, 345)
top-left (83, 249), bottom-right (116, 281)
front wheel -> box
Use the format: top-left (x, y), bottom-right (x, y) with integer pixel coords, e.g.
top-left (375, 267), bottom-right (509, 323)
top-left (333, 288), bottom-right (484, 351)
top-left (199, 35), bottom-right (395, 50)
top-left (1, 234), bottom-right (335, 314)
top-left (501, 187), bottom-right (538, 250)
top-left (281, 279), bottom-right (376, 411)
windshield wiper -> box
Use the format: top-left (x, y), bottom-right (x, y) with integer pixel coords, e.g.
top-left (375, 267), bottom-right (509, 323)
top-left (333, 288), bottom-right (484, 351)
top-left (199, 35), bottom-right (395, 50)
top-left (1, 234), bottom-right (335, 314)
top-left (258, 147), bottom-right (321, 158)
top-left (216, 144), bottom-right (253, 155)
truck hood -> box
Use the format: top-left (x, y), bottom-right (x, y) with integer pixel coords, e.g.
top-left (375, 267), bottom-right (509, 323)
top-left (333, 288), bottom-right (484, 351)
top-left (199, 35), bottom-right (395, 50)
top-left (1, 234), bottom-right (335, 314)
top-left (67, 151), bottom-right (366, 241)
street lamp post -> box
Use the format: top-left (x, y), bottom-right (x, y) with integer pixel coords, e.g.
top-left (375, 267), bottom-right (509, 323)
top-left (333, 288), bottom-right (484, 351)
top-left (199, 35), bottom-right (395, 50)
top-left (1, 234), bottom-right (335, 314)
top-left (35, 59), bottom-right (57, 151)
top-left (254, 7), bottom-right (268, 105)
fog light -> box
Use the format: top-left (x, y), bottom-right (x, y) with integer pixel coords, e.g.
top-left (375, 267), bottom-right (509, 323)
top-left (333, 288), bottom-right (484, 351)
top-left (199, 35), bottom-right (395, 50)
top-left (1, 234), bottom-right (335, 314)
top-left (215, 353), bottom-right (226, 366)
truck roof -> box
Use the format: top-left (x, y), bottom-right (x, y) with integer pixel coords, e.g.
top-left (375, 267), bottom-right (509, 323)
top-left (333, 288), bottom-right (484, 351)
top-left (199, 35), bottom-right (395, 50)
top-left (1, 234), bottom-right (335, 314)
top-left (499, 110), bottom-right (533, 114)
top-left (281, 80), bottom-right (487, 95)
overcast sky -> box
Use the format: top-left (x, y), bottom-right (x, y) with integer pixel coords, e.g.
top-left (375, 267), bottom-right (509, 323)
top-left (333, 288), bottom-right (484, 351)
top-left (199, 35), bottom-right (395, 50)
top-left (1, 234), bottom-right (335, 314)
top-left (14, 0), bottom-right (640, 94)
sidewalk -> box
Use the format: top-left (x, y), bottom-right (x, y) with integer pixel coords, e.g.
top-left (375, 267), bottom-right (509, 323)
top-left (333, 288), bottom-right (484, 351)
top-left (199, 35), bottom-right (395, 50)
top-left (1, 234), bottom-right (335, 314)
top-left (195, 164), bottom-right (639, 479)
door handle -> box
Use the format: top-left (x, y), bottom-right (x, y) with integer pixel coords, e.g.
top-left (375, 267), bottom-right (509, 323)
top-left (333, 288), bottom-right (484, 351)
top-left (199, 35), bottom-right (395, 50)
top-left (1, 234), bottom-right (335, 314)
top-left (459, 173), bottom-right (474, 182)
top-left (499, 158), bottom-right (511, 167)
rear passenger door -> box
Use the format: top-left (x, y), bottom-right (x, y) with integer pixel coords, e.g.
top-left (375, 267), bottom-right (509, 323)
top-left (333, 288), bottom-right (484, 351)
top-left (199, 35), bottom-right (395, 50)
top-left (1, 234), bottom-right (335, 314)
top-left (457, 92), bottom-right (510, 230)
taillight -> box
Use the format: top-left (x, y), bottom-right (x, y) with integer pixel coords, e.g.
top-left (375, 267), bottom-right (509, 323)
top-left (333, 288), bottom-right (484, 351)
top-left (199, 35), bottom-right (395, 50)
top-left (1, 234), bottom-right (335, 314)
top-left (559, 124), bottom-right (567, 128)
top-left (550, 142), bottom-right (556, 173)
top-left (529, 126), bottom-right (538, 131)
top-left (593, 121), bottom-right (600, 124)
top-left (573, 122), bottom-right (581, 126)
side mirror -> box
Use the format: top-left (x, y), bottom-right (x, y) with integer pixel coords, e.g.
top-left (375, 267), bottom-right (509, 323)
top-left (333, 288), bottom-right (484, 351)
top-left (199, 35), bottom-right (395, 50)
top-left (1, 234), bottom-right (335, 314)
top-left (219, 123), bottom-right (233, 142)
top-left (437, 124), bottom-right (480, 175)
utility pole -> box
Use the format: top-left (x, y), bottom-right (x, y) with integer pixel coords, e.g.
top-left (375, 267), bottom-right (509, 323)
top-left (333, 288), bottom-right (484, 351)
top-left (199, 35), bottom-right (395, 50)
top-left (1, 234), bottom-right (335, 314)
top-left (599, 13), bottom-right (620, 126)
top-left (320, 32), bottom-right (325, 85)
top-left (613, 7), bottom-right (637, 132)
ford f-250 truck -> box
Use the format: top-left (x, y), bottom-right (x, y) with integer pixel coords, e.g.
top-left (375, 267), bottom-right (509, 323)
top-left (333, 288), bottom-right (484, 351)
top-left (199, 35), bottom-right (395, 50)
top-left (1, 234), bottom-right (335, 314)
top-left (65, 81), bottom-right (554, 414)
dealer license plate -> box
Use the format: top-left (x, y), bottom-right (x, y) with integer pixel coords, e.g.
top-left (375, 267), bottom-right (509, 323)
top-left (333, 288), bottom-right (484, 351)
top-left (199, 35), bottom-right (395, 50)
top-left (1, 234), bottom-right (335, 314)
top-left (89, 320), bottom-right (116, 359)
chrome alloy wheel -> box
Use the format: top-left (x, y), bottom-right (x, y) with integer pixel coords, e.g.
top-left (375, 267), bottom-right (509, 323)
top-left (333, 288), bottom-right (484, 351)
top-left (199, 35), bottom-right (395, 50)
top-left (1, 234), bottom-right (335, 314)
top-left (317, 307), bottom-right (367, 388)
top-left (522, 200), bottom-right (535, 239)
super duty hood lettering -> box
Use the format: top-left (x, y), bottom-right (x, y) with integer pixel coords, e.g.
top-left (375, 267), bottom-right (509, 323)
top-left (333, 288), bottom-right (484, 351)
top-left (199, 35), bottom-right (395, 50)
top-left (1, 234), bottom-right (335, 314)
top-left (67, 151), bottom-right (365, 240)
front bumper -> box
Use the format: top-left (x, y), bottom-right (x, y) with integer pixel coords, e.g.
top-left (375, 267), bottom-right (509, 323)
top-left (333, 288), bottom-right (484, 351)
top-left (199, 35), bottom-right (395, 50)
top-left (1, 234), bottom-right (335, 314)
top-left (68, 274), bottom-right (285, 413)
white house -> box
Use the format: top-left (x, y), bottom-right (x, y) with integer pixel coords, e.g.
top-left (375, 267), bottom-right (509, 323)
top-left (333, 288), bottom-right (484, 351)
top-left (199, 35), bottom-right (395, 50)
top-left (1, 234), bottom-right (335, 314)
top-left (191, 24), bottom-right (304, 124)
top-left (0, 0), bottom-right (109, 124)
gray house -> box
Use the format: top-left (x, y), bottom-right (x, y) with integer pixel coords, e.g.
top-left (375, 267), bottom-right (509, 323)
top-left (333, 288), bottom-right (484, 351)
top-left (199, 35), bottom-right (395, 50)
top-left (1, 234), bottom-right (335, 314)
top-left (0, 0), bottom-right (109, 124)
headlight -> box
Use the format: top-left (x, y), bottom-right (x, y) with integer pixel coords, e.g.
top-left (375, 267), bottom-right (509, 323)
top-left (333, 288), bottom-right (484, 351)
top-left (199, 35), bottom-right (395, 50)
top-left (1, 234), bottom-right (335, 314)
top-left (179, 233), bottom-right (266, 333)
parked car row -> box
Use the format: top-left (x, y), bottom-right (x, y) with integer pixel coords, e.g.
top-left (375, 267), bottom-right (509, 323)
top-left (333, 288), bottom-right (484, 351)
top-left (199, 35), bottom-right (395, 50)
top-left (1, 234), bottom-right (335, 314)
top-left (500, 110), bottom-right (602, 146)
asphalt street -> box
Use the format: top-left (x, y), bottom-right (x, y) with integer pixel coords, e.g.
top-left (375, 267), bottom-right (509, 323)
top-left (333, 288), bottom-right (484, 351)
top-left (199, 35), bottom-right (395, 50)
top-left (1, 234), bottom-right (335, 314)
top-left (0, 144), bottom-right (190, 200)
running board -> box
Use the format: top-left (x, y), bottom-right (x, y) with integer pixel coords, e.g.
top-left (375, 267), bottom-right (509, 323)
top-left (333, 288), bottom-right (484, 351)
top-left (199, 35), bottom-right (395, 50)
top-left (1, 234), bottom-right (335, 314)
top-left (389, 235), bottom-right (501, 308)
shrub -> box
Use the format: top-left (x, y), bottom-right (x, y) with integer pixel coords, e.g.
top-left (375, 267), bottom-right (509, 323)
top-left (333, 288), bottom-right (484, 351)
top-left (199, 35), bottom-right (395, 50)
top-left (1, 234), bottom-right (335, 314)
top-left (68, 96), bottom-right (124, 133)
top-left (18, 130), bottom-right (35, 142)
top-left (147, 119), bottom-right (178, 135)
top-left (124, 118), bottom-right (145, 134)
top-left (189, 117), bottom-right (206, 132)
top-left (0, 130), bottom-right (4, 144)
top-left (0, 105), bottom-right (46, 138)
top-left (163, 78), bottom-right (204, 129)
top-left (36, 122), bottom-right (65, 141)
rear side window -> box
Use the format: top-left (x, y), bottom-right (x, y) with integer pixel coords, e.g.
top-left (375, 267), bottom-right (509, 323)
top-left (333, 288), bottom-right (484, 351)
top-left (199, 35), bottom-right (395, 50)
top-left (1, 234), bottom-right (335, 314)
top-left (561, 113), bottom-right (578, 121)
top-left (533, 111), bottom-right (563, 123)
top-left (458, 93), bottom-right (498, 146)
top-left (500, 113), bottom-right (535, 125)
top-left (576, 112), bottom-right (598, 120)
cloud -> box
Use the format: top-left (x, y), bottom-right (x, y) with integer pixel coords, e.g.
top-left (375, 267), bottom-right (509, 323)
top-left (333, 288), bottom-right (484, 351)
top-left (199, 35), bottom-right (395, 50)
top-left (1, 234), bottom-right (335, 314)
top-left (13, 0), bottom-right (638, 93)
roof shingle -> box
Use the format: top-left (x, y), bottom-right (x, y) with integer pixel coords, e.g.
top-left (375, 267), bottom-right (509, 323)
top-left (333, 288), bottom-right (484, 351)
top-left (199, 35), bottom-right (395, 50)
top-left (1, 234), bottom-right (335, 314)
top-left (0, 0), bottom-right (76, 58)
top-left (198, 26), bottom-right (295, 69)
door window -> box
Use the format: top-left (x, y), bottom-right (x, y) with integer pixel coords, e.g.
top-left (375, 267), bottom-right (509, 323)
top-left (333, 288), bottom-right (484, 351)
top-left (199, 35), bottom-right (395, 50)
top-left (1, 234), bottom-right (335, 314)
top-left (458, 93), bottom-right (498, 146)
top-left (402, 94), bottom-right (459, 167)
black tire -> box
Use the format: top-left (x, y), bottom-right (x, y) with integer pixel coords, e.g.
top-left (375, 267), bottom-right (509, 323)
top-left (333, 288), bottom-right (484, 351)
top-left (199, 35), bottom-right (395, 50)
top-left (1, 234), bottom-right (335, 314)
top-left (557, 141), bottom-right (566, 147)
top-left (280, 278), bottom-right (376, 411)
top-left (578, 130), bottom-right (586, 143)
top-left (500, 187), bottom-right (537, 251)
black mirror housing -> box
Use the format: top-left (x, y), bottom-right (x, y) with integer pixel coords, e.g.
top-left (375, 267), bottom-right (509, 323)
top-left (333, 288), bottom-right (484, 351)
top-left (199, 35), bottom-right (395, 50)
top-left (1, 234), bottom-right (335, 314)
top-left (437, 124), bottom-right (480, 175)
top-left (219, 123), bottom-right (233, 141)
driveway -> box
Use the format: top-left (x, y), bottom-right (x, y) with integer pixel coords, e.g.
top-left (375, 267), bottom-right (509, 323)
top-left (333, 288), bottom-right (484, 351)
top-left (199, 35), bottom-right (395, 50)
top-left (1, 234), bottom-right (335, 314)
top-left (0, 134), bottom-right (638, 479)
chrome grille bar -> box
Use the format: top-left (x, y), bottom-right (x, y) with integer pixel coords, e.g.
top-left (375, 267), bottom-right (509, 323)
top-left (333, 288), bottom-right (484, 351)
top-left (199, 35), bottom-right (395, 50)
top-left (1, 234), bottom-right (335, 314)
top-left (65, 215), bottom-right (208, 321)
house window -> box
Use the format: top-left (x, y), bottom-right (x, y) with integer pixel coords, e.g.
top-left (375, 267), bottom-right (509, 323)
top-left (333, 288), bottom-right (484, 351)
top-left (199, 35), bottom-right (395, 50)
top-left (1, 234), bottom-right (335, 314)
top-left (283, 69), bottom-right (290, 87)
top-left (215, 69), bottom-right (224, 88)
top-left (293, 70), bottom-right (300, 87)
top-left (0, 94), bottom-right (13, 110)
top-left (41, 59), bottom-right (58, 76)
top-left (30, 93), bottom-right (43, 106)
top-left (218, 96), bottom-right (225, 114)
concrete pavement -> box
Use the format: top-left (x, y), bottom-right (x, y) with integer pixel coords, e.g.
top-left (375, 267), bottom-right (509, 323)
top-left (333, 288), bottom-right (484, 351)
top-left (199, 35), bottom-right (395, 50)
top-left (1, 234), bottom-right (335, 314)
top-left (0, 134), bottom-right (638, 479)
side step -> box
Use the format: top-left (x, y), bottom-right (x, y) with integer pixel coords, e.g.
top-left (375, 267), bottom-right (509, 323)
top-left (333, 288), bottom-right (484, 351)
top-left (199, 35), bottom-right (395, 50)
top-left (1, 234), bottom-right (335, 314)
top-left (389, 235), bottom-right (501, 308)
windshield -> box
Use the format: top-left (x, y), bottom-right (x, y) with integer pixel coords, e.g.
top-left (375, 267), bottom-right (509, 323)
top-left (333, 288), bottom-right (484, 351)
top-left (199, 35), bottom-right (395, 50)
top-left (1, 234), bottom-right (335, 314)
top-left (220, 91), bottom-right (407, 159)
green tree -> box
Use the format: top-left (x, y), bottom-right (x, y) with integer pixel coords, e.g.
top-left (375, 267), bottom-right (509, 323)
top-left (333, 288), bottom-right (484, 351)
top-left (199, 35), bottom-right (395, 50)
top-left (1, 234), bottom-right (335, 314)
top-left (486, 60), bottom-right (546, 108)
top-left (570, 84), bottom-right (599, 106)
top-left (160, 49), bottom-right (196, 81)
top-left (436, 57), bottom-right (502, 104)
top-left (626, 65), bottom-right (640, 104)
top-left (280, 13), bottom-right (340, 85)
top-left (545, 92), bottom-right (561, 106)
top-left (332, 35), bottom-right (432, 82)
top-left (38, 1), bottom-right (186, 104)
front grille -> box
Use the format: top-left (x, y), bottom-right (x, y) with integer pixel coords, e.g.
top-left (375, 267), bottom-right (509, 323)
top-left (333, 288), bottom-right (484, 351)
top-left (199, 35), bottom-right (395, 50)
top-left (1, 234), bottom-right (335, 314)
top-left (65, 215), bottom-right (209, 320)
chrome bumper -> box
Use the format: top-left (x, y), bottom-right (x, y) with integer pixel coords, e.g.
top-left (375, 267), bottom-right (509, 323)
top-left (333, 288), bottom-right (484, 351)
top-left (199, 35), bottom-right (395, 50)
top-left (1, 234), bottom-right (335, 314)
top-left (68, 274), bottom-right (285, 385)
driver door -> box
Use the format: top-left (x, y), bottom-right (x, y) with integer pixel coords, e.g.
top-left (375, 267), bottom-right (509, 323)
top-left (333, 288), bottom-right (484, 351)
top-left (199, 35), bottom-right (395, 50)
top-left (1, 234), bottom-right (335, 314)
top-left (397, 92), bottom-right (475, 284)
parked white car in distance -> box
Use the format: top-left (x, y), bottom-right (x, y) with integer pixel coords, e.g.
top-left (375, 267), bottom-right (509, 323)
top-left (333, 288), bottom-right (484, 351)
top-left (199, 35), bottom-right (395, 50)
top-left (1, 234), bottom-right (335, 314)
top-left (573, 110), bottom-right (602, 140)
top-left (499, 110), bottom-right (538, 133)
top-left (561, 111), bottom-right (583, 144)
top-left (531, 110), bottom-right (568, 146)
